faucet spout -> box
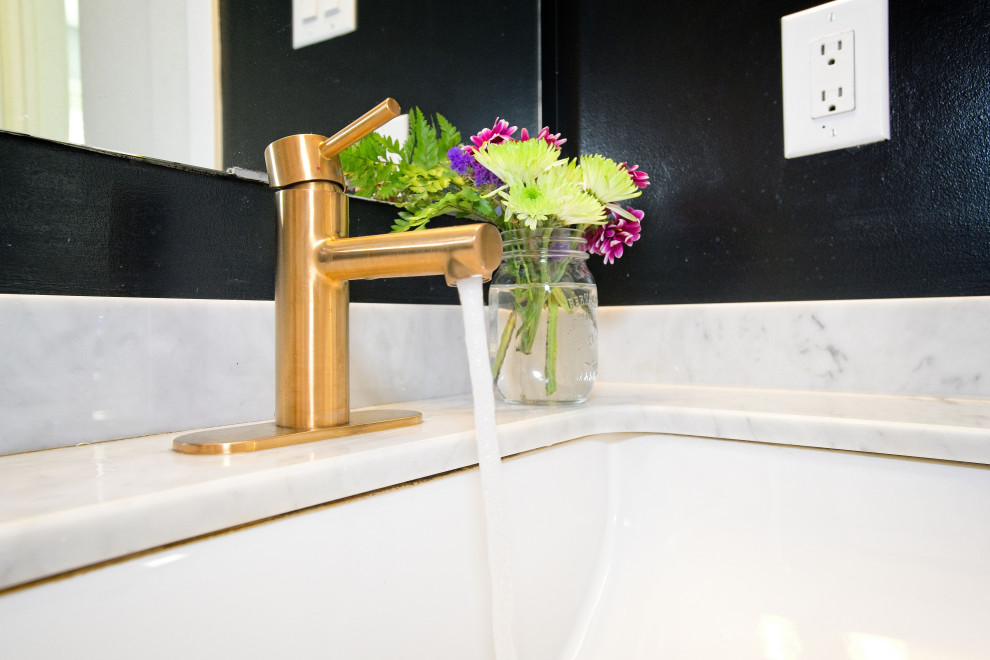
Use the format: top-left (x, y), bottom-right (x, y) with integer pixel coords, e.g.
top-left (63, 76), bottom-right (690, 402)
top-left (319, 223), bottom-right (502, 286)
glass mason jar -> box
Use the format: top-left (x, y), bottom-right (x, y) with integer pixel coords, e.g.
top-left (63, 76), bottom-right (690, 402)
top-left (487, 227), bottom-right (598, 404)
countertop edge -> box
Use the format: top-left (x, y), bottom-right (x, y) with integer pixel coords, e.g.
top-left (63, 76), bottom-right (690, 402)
top-left (2, 382), bottom-right (988, 592)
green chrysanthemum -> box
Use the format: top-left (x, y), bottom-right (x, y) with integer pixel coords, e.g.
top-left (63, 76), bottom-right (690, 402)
top-left (580, 154), bottom-right (642, 204)
top-left (500, 182), bottom-right (561, 229)
top-left (539, 162), bottom-right (606, 226)
top-left (473, 139), bottom-right (562, 187)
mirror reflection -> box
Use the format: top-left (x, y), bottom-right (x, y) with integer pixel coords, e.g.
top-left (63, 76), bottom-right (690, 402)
top-left (0, 1), bottom-right (539, 174)
top-left (0, 0), bottom-right (219, 169)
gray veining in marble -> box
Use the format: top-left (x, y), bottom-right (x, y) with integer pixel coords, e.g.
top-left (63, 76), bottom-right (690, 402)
top-left (0, 296), bottom-right (275, 454)
top-left (599, 296), bottom-right (990, 398)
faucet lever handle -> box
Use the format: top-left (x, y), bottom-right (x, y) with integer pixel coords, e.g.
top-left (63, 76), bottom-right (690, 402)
top-left (319, 98), bottom-right (401, 159)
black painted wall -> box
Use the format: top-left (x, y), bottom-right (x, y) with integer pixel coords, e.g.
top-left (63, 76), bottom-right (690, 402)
top-left (2, 0), bottom-right (989, 305)
top-left (220, 0), bottom-right (539, 171)
top-left (1, 0), bottom-right (540, 304)
top-left (0, 132), bottom-right (461, 303)
top-left (0, 135), bottom-right (272, 299)
top-left (558, 0), bottom-right (990, 303)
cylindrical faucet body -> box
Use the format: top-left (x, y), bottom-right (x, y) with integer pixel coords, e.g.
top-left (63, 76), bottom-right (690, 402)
top-left (275, 182), bottom-right (350, 428)
top-left (264, 100), bottom-right (501, 435)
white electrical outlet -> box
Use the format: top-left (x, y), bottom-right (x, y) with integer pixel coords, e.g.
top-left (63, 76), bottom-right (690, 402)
top-left (810, 30), bottom-right (855, 118)
top-left (781, 0), bottom-right (889, 158)
top-left (293, 0), bottom-right (356, 49)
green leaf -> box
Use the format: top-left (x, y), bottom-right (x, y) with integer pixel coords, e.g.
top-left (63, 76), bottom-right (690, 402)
top-left (340, 106), bottom-right (507, 232)
top-left (401, 108), bottom-right (421, 163)
top-left (436, 113), bottom-right (461, 152)
top-left (410, 109), bottom-right (440, 169)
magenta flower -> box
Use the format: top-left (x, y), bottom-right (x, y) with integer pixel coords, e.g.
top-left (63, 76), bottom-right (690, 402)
top-left (466, 118), bottom-right (517, 153)
top-left (620, 163), bottom-right (650, 189)
top-left (585, 207), bottom-right (644, 264)
top-left (519, 126), bottom-right (567, 149)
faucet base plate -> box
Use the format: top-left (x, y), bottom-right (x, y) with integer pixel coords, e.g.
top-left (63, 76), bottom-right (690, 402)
top-left (171, 409), bottom-right (422, 455)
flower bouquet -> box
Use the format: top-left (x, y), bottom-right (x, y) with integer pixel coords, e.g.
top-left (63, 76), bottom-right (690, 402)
top-left (341, 109), bottom-right (649, 402)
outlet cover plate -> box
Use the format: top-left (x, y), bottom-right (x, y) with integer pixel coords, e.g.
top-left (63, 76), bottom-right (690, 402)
top-left (781, 0), bottom-right (889, 158)
top-left (293, 0), bottom-right (356, 49)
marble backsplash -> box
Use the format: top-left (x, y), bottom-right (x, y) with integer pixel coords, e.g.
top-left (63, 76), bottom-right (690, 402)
top-left (2, 294), bottom-right (988, 455)
top-left (597, 297), bottom-right (990, 398)
top-left (0, 296), bottom-right (469, 455)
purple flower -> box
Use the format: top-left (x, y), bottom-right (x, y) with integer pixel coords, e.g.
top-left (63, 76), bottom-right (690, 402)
top-left (447, 146), bottom-right (503, 187)
top-left (585, 207), bottom-right (644, 264)
top-left (620, 162), bottom-right (650, 189)
top-left (472, 162), bottom-right (503, 187)
top-left (466, 118), bottom-right (517, 153)
top-left (448, 147), bottom-right (472, 175)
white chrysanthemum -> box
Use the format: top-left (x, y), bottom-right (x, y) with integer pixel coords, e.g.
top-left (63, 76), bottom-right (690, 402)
top-left (580, 154), bottom-right (641, 204)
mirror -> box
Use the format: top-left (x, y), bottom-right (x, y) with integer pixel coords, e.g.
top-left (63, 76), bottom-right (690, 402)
top-left (0, 0), bottom-right (220, 170)
top-left (0, 1), bottom-right (540, 174)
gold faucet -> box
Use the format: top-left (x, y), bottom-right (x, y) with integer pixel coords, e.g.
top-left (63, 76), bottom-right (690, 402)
top-left (173, 99), bottom-right (502, 454)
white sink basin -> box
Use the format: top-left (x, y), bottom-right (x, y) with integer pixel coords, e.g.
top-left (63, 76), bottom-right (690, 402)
top-left (3, 431), bottom-right (988, 659)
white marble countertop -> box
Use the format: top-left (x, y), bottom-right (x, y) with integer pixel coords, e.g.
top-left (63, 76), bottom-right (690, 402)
top-left (2, 382), bottom-right (989, 592)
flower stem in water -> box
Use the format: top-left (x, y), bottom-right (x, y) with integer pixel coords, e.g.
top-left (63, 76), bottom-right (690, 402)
top-left (545, 297), bottom-right (559, 396)
top-left (491, 310), bottom-right (517, 381)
